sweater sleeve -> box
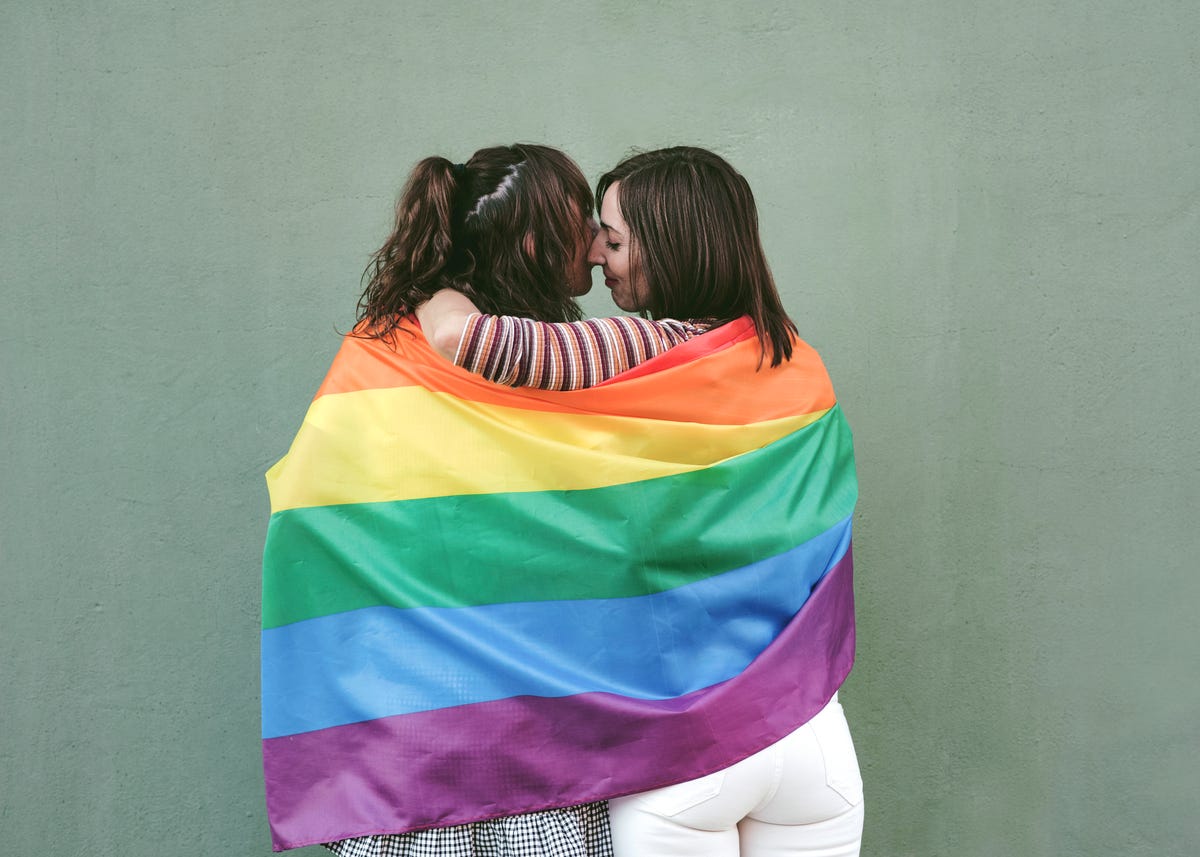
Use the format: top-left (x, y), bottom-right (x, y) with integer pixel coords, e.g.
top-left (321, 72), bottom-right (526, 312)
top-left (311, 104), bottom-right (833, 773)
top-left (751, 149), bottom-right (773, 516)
top-left (454, 314), bottom-right (711, 391)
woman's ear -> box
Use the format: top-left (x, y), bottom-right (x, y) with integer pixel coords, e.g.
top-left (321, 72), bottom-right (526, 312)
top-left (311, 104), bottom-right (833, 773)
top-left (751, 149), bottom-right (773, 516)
top-left (523, 233), bottom-right (536, 258)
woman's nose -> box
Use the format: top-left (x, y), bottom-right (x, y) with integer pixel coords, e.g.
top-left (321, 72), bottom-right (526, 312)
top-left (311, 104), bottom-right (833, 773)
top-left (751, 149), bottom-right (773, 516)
top-left (587, 231), bottom-right (605, 265)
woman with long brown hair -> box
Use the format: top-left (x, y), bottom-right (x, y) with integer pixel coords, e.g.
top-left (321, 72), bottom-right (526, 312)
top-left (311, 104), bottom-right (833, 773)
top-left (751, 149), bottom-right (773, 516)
top-left (418, 147), bottom-right (865, 857)
top-left (319, 142), bottom-right (612, 857)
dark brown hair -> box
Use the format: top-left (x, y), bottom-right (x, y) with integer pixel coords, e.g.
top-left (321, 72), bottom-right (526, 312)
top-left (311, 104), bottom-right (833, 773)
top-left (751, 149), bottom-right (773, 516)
top-left (357, 143), bottom-right (592, 336)
top-left (596, 146), bottom-right (797, 366)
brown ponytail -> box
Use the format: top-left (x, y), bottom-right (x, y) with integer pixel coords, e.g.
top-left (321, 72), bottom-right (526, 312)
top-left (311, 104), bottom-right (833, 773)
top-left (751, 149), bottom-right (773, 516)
top-left (357, 157), bottom-right (460, 327)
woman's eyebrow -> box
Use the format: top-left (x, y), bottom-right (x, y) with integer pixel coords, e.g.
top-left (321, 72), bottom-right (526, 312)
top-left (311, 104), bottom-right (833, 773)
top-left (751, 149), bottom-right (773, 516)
top-left (599, 221), bottom-right (623, 237)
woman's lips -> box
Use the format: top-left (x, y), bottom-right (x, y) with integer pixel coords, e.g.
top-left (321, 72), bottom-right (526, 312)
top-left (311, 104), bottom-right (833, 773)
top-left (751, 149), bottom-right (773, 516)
top-left (605, 277), bottom-right (618, 287)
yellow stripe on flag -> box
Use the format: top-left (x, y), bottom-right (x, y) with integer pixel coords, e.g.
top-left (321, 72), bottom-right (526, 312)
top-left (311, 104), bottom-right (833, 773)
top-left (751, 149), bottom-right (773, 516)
top-left (268, 386), bottom-right (829, 513)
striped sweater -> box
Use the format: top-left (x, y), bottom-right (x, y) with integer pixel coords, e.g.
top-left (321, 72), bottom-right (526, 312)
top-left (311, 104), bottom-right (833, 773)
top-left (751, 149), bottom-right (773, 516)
top-left (454, 314), bottom-right (716, 391)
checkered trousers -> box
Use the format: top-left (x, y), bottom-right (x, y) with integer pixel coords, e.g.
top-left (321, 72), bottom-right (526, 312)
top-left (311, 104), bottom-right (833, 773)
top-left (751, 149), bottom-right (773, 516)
top-left (323, 802), bottom-right (613, 857)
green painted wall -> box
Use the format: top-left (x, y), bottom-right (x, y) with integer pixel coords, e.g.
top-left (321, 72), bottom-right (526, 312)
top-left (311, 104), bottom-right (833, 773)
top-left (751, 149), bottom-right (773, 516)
top-left (3, 2), bottom-right (1196, 854)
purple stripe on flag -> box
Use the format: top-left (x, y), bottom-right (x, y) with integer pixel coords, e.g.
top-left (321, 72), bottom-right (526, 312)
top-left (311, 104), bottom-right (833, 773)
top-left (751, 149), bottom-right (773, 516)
top-left (263, 548), bottom-right (855, 851)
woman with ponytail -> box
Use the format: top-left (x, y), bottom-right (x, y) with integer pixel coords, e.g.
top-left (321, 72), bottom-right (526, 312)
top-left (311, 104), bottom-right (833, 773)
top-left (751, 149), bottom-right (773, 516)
top-left (316, 143), bottom-right (612, 857)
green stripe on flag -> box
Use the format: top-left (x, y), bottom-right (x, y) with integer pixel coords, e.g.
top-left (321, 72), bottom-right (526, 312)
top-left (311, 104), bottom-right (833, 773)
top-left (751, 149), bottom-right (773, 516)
top-left (263, 406), bottom-right (856, 628)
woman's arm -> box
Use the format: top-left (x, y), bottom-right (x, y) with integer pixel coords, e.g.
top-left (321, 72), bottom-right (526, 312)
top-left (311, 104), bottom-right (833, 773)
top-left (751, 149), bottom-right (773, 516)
top-left (462, 314), bottom-right (712, 391)
top-left (416, 289), bottom-right (713, 391)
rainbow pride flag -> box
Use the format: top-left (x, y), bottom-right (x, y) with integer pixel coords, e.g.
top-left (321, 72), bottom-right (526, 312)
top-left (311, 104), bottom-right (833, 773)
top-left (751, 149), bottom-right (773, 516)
top-left (261, 316), bottom-right (857, 850)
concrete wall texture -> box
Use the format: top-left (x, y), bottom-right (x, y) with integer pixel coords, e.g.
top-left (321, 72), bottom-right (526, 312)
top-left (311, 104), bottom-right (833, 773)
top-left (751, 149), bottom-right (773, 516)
top-left (3, 2), bottom-right (1197, 854)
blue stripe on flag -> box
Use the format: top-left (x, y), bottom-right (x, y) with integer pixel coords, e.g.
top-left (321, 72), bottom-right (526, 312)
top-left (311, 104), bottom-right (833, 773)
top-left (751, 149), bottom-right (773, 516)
top-left (262, 517), bottom-right (852, 739)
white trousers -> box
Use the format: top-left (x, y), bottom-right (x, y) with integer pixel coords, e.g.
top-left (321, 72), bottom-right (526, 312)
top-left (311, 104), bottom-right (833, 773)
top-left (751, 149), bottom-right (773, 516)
top-left (607, 695), bottom-right (864, 857)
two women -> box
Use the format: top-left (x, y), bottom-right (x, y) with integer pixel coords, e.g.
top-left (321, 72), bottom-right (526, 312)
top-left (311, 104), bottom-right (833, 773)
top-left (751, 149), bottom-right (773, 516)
top-left (263, 144), bottom-right (862, 857)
